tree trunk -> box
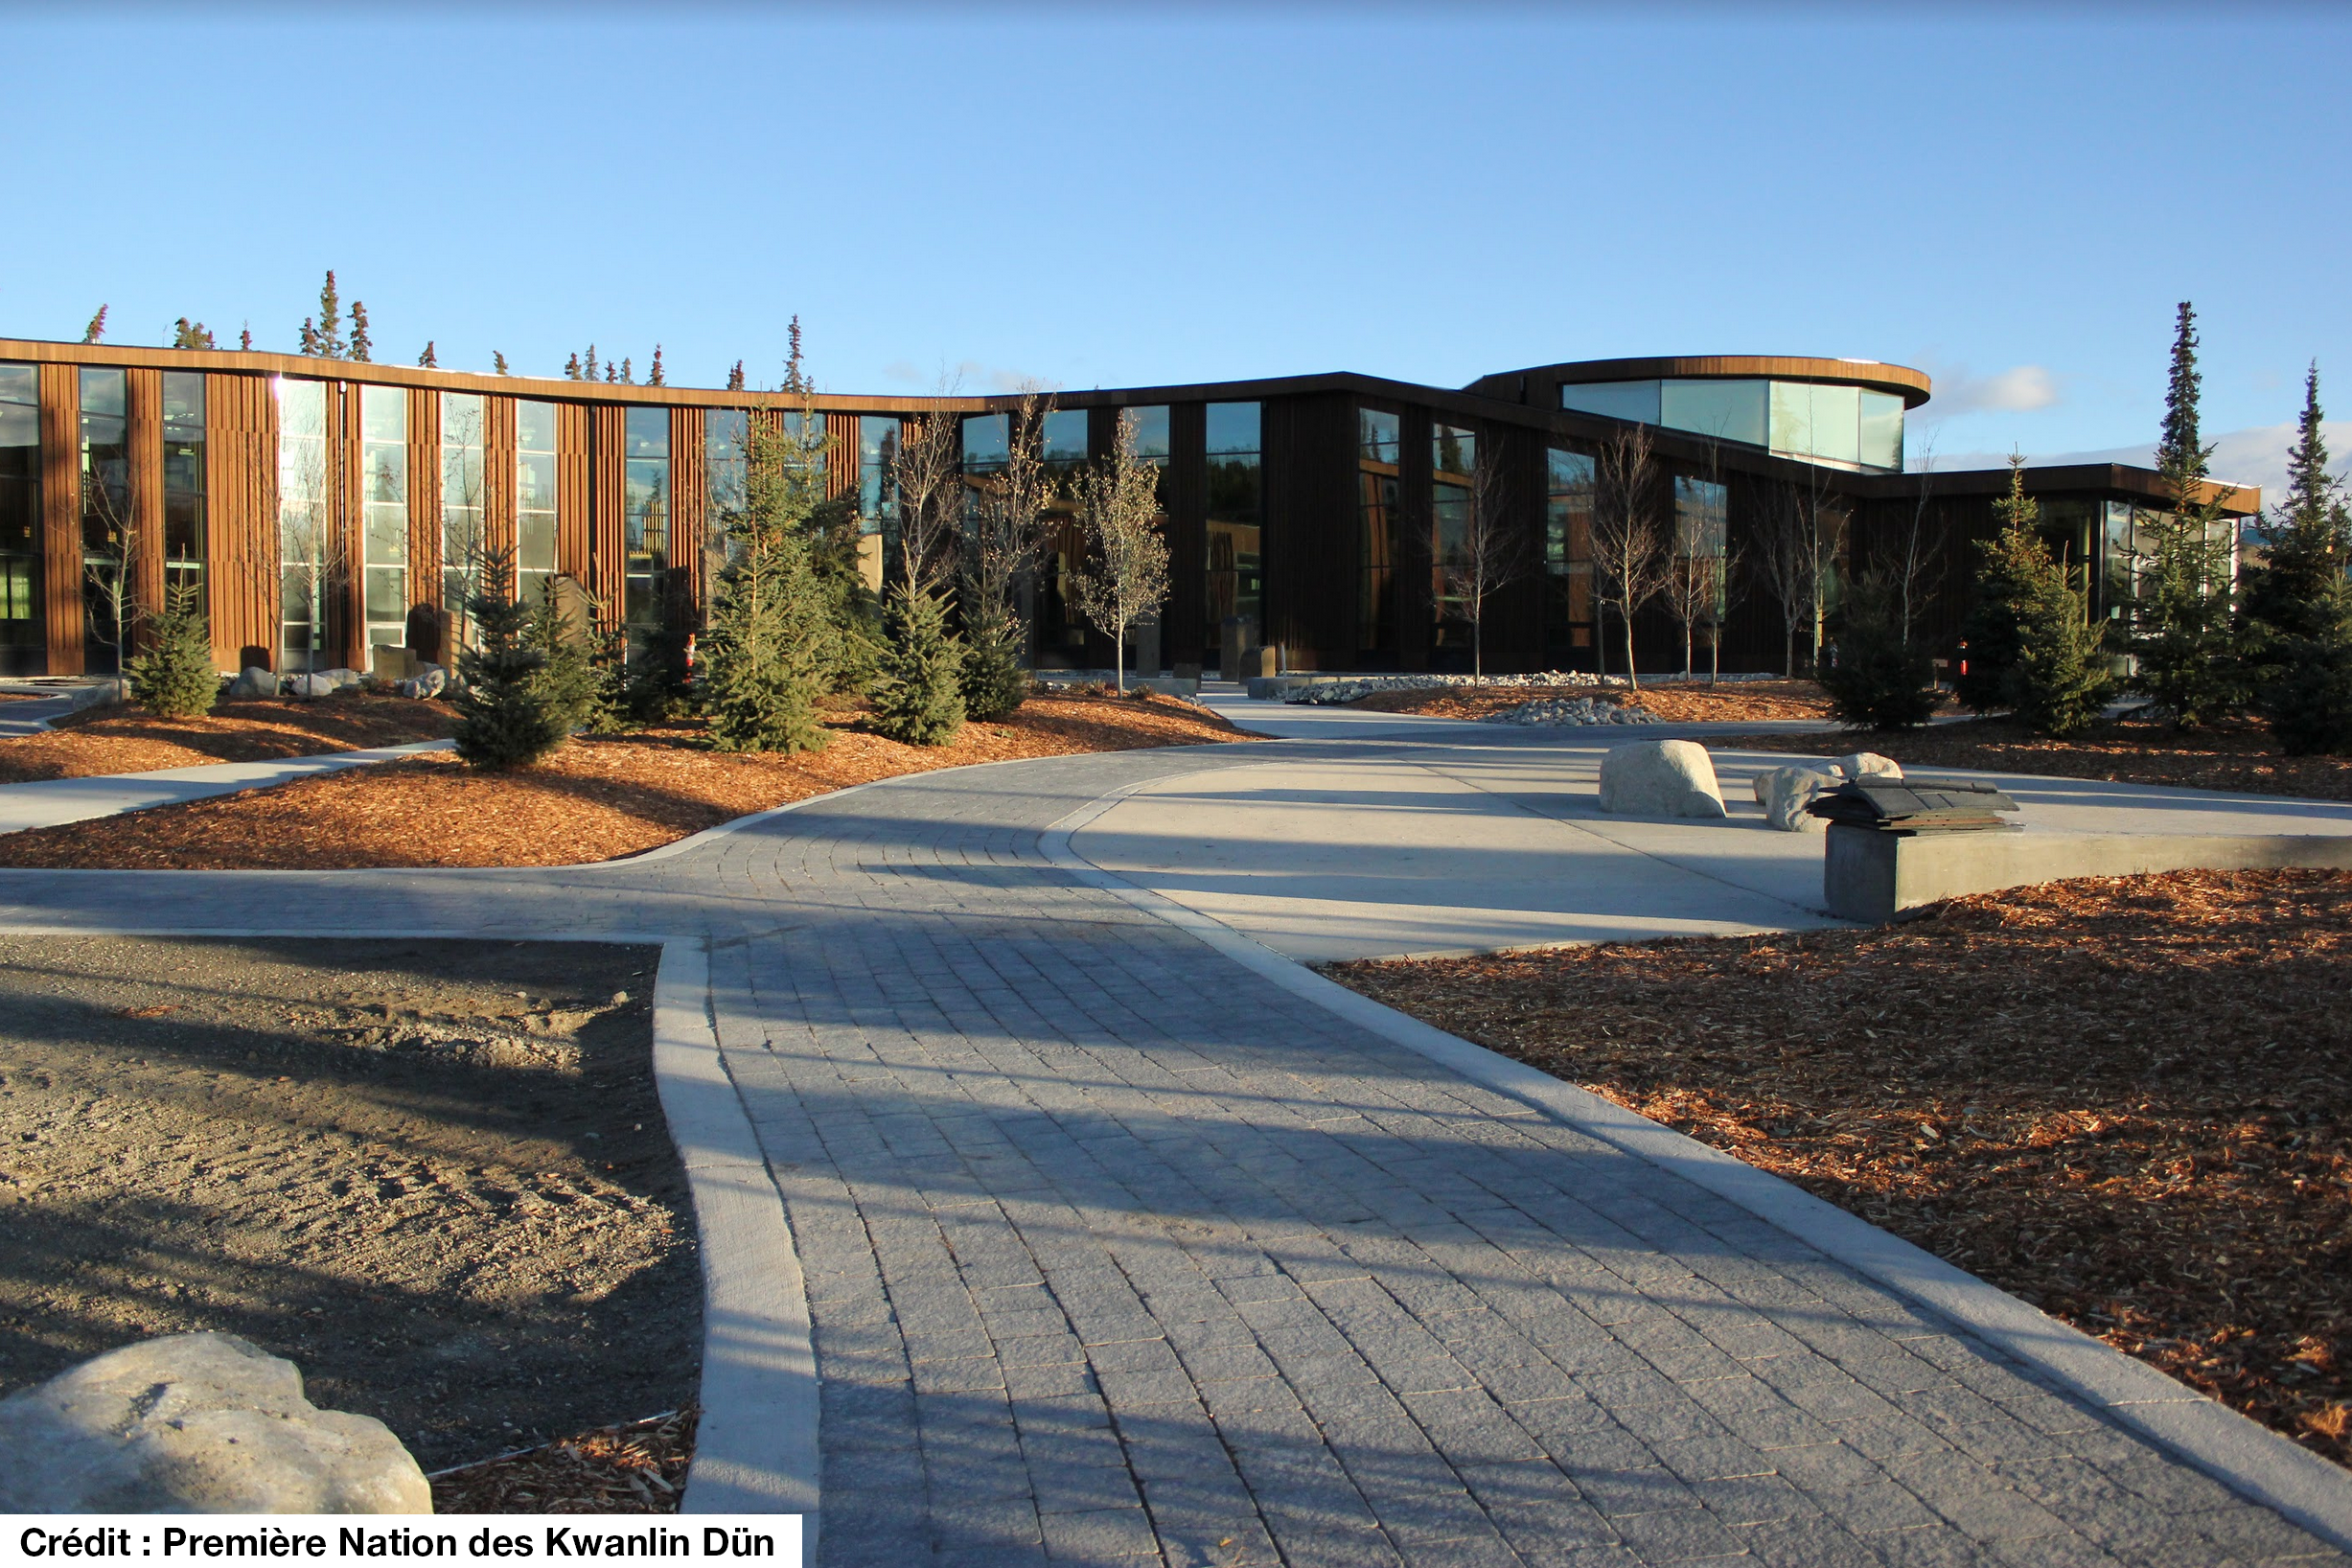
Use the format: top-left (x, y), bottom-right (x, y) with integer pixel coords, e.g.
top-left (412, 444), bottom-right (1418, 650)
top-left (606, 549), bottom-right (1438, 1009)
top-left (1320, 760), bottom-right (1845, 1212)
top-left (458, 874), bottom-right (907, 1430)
top-left (1623, 619), bottom-right (1640, 692)
top-left (1785, 627), bottom-right (1795, 679)
top-left (1115, 623), bottom-right (1124, 693)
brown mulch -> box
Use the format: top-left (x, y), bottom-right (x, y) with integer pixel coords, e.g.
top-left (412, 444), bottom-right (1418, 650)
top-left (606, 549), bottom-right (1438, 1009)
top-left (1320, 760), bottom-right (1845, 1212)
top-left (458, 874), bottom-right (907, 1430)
top-left (0, 692), bottom-right (1246, 870)
top-left (431, 1407), bottom-right (696, 1514)
top-left (1326, 867), bottom-right (2352, 1468)
top-left (0, 694), bottom-right (456, 782)
top-left (1348, 680), bottom-right (1837, 724)
top-left (1711, 717), bottom-right (2352, 802)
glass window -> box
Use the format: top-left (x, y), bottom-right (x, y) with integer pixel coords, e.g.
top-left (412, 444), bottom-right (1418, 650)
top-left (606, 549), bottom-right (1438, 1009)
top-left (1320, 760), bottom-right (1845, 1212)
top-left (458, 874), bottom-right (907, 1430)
top-left (1205, 403), bottom-right (1262, 656)
top-left (1121, 405), bottom-right (1169, 462)
top-left (1859, 390), bottom-right (1905, 472)
top-left (516, 400), bottom-right (558, 603)
top-left (624, 409), bottom-right (671, 634)
top-left (161, 372), bottom-right (205, 603)
top-left (1431, 423), bottom-right (1477, 647)
top-left (1559, 380), bottom-right (1659, 424)
top-left (1040, 410), bottom-right (1089, 465)
top-left (440, 391), bottom-right (486, 635)
top-left (1545, 449), bottom-right (1596, 657)
top-left (707, 408), bottom-right (749, 519)
top-left (1673, 476), bottom-right (1728, 559)
top-left (1769, 381), bottom-right (1861, 468)
top-left (1660, 380), bottom-right (1768, 448)
top-left (1358, 407), bottom-right (1400, 656)
top-left (961, 413), bottom-right (1009, 470)
top-left (0, 366), bottom-right (39, 656)
top-left (80, 369), bottom-right (132, 670)
top-left (358, 385), bottom-right (408, 657)
top-left (858, 414), bottom-right (899, 536)
top-left (1033, 411), bottom-right (1094, 657)
top-left (275, 378), bottom-right (331, 673)
top-left (625, 406), bottom-right (669, 458)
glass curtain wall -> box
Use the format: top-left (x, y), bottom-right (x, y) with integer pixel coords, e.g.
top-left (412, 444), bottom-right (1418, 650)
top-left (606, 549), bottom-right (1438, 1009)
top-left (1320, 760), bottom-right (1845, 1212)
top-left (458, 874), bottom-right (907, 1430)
top-left (1036, 409), bottom-right (1091, 657)
top-left (276, 379), bottom-right (332, 673)
top-left (961, 413), bottom-right (1009, 545)
top-left (1430, 423), bottom-right (1476, 653)
top-left (358, 386), bottom-right (408, 661)
top-left (1544, 449), bottom-right (1596, 660)
top-left (439, 392), bottom-right (485, 646)
top-left (623, 407), bottom-right (670, 639)
top-left (79, 369), bottom-right (131, 671)
top-left (161, 374), bottom-right (205, 611)
top-left (0, 367), bottom-right (41, 664)
top-left (1562, 378), bottom-right (1905, 473)
top-left (1205, 403), bottom-right (1261, 651)
top-left (1358, 408), bottom-right (1399, 657)
top-left (516, 402), bottom-right (558, 606)
top-left (706, 409), bottom-right (749, 579)
top-left (1672, 475), bottom-right (1729, 669)
top-left (858, 415), bottom-right (899, 544)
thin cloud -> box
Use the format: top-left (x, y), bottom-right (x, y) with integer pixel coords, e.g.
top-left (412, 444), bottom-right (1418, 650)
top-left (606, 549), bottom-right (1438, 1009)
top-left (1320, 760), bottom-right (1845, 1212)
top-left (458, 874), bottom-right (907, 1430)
top-left (1933, 363), bottom-right (2061, 416)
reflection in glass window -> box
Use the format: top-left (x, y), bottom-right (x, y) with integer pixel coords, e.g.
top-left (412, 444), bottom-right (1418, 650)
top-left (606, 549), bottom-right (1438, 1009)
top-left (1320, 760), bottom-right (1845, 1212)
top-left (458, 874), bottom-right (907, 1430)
top-left (358, 385), bottom-right (409, 658)
top-left (80, 369), bottom-right (132, 670)
top-left (1769, 381), bottom-right (1861, 468)
top-left (1673, 476), bottom-right (1728, 561)
top-left (276, 379), bottom-right (332, 672)
top-left (0, 366), bottom-right (39, 658)
top-left (440, 392), bottom-right (486, 639)
top-left (1122, 405), bottom-right (1170, 461)
top-left (1560, 380), bottom-right (1659, 424)
top-left (858, 415), bottom-right (899, 538)
top-left (1859, 391), bottom-right (1904, 472)
top-left (1545, 449), bottom-right (1596, 657)
top-left (516, 401), bottom-right (559, 604)
top-left (961, 413), bottom-right (1010, 530)
top-left (1431, 424), bottom-right (1476, 649)
top-left (1205, 403), bottom-right (1261, 656)
top-left (624, 407), bottom-right (670, 633)
top-left (161, 373), bottom-right (205, 606)
top-left (1039, 410), bottom-right (1089, 465)
top-left (1035, 413), bottom-right (1092, 657)
top-left (1358, 408), bottom-right (1400, 656)
top-left (1659, 380), bottom-right (1767, 448)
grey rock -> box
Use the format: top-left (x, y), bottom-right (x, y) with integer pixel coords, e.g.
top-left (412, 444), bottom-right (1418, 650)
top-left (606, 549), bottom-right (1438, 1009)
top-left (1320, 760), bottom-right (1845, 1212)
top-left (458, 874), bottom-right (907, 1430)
top-left (395, 665), bottom-right (448, 701)
top-left (1755, 765), bottom-right (1835, 833)
top-left (227, 666), bottom-right (280, 701)
top-left (1838, 751), bottom-right (1902, 781)
top-left (1597, 739), bottom-right (1727, 819)
top-left (0, 1332), bottom-right (429, 1514)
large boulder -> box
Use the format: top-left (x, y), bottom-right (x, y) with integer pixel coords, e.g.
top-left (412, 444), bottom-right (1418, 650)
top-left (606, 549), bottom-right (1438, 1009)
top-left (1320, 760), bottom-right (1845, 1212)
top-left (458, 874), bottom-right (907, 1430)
top-left (0, 1332), bottom-right (429, 1514)
top-left (227, 666), bottom-right (279, 701)
top-left (1598, 740), bottom-right (1727, 819)
top-left (1754, 765), bottom-right (1835, 833)
top-left (1838, 752), bottom-right (1902, 782)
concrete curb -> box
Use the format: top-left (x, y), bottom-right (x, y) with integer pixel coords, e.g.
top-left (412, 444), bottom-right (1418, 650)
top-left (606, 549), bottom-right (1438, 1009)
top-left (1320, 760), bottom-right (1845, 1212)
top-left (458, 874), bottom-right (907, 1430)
top-left (0, 922), bottom-right (821, 1531)
top-left (1039, 788), bottom-right (2352, 1555)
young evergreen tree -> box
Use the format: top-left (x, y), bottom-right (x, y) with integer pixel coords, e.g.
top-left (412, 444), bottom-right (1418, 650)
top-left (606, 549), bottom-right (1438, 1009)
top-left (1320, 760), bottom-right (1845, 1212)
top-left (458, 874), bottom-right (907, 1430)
top-left (2129, 301), bottom-right (2243, 726)
top-left (1818, 571), bottom-right (1939, 730)
top-left (348, 299), bottom-right (373, 363)
top-left (702, 410), bottom-right (834, 753)
top-left (525, 578), bottom-right (604, 734)
top-left (870, 582), bottom-right (966, 745)
top-left (81, 306), bottom-right (107, 344)
top-left (172, 318), bottom-right (215, 350)
top-left (2006, 553), bottom-right (2114, 737)
top-left (1955, 457), bottom-right (2044, 713)
top-left (648, 346), bottom-right (665, 387)
top-left (586, 624), bottom-right (634, 732)
top-left (2264, 581), bottom-right (2352, 756)
top-left (564, 353), bottom-right (582, 380)
top-left (2242, 364), bottom-right (2352, 750)
top-left (239, 326), bottom-right (252, 352)
top-left (726, 361), bottom-right (746, 392)
top-left (126, 582), bottom-right (219, 719)
top-left (452, 550), bottom-right (565, 769)
top-left (494, 350), bottom-right (510, 376)
top-left (417, 341), bottom-right (437, 368)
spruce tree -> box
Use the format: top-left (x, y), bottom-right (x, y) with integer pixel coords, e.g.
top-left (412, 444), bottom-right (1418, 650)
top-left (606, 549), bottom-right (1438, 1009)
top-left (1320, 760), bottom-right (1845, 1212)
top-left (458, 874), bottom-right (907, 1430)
top-left (1955, 457), bottom-right (2044, 713)
top-left (2006, 555), bottom-right (2114, 737)
top-left (871, 585), bottom-right (965, 746)
top-left (2264, 581), bottom-right (2352, 756)
top-left (127, 582), bottom-right (220, 719)
top-left (452, 551), bottom-right (565, 769)
top-left (348, 301), bottom-right (372, 363)
top-left (2130, 301), bottom-right (2243, 726)
top-left (494, 350), bottom-right (510, 376)
top-left (959, 611), bottom-right (1028, 723)
top-left (703, 410), bottom-right (835, 753)
top-left (2243, 364), bottom-right (2352, 750)
top-left (417, 341), bottom-right (437, 368)
top-left (81, 306), bottom-right (107, 345)
top-left (1819, 572), bottom-right (1938, 730)
top-left (525, 578), bottom-right (603, 734)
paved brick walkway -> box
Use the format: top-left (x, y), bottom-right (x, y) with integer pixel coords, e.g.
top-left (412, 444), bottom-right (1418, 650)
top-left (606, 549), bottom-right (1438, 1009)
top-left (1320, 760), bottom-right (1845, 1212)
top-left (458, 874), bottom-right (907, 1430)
top-left (0, 743), bottom-right (2341, 1566)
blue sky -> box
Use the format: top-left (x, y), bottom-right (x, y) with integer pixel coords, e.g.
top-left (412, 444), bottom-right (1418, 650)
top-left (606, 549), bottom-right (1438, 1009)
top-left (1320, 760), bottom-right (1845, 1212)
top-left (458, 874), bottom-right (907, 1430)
top-left (7, 4), bottom-right (2347, 486)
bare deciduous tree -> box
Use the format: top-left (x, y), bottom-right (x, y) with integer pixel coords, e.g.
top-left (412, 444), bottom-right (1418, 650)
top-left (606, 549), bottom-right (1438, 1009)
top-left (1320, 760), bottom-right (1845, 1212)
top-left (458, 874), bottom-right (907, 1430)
top-left (1590, 424), bottom-right (1672, 691)
top-left (1661, 440), bottom-right (1728, 680)
top-left (1072, 410), bottom-right (1169, 693)
top-left (81, 473), bottom-right (138, 675)
top-left (1440, 444), bottom-right (1526, 680)
top-left (966, 386), bottom-right (1055, 642)
top-left (888, 408), bottom-right (964, 596)
top-left (1753, 466), bottom-right (1851, 677)
top-left (1892, 430), bottom-right (1943, 647)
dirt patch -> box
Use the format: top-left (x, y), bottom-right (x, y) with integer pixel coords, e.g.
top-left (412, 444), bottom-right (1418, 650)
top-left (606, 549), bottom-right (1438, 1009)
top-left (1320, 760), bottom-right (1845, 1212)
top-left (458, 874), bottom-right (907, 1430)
top-left (1711, 717), bottom-right (2352, 802)
top-left (0, 694), bottom-right (456, 782)
top-left (432, 1407), bottom-right (696, 1513)
top-left (1326, 868), bottom-right (2352, 1468)
top-left (0, 691), bottom-right (1247, 871)
top-left (0, 936), bottom-right (696, 1476)
top-left (1349, 680), bottom-right (1837, 725)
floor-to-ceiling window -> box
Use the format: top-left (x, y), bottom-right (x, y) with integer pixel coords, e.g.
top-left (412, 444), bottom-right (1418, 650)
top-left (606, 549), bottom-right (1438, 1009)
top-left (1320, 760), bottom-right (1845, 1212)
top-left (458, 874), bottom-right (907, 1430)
top-left (358, 385), bottom-right (408, 661)
top-left (1035, 409), bottom-right (1091, 658)
top-left (1672, 473), bottom-right (1728, 671)
top-left (440, 392), bottom-right (485, 645)
top-left (624, 407), bottom-right (670, 641)
top-left (516, 402), bottom-right (558, 608)
top-left (1358, 407), bottom-right (1399, 658)
top-left (161, 374), bottom-right (205, 611)
top-left (80, 369), bottom-right (131, 671)
top-left (1544, 448), bottom-right (1596, 664)
top-left (1430, 422), bottom-right (1476, 656)
top-left (0, 367), bottom-right (40, 668)
top-left (1205, 402), bottom-right (1261, 656)
top-left (706, 408), bottom-right (749, 580)
top-left (858, 414), bottom-right (899, 554)
top-left (276, 378), bottom-right (332, 673)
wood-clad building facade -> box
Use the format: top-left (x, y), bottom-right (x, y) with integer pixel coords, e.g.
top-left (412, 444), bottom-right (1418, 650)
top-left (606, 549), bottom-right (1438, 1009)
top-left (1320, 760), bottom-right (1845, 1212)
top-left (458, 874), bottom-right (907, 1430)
top-left (0, 337), bottom-right (2260, 680)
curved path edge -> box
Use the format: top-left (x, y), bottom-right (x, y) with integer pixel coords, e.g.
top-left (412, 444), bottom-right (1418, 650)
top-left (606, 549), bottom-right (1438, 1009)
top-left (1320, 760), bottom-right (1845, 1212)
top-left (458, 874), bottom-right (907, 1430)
top-left (1041, 780), bottom-right (2352, 1554)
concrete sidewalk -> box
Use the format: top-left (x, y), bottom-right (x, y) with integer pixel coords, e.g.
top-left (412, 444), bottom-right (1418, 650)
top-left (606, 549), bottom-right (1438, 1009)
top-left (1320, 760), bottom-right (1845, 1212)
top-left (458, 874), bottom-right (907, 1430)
top-left (0, 740), bottom-right (456, 834)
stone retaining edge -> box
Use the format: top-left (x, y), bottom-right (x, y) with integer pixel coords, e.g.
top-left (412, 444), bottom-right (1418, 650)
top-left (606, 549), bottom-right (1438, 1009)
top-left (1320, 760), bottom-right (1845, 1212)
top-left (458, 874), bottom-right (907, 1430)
top-left (1039, 786), bottom-right (2352, 1554)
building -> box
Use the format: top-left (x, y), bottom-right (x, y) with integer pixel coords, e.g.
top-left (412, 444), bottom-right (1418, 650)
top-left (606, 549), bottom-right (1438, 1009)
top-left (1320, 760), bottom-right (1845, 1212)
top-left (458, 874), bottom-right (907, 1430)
top-left (0, 336), bottom-right (2258, 680)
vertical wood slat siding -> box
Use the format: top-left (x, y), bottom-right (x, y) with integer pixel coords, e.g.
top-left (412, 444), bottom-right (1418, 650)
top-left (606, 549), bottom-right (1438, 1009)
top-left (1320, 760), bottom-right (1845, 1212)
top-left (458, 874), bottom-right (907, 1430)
top-left (337, 382), bottom-right (366, 669)
top-left (204, 372), bottom-right (277, 670)
top-left (1263, 393), bottom-right (1354, 670)
top-left (825, 413), bottom-right (860, 503)
top-left (127, 367), bottom-right (166, 638)
top-left (408, 387), bottom-right (441, 639)
top-left (670, 405), bottom-right (706, 628)
top-left (483, 396), bottom-right (517, 564)
top-left (556, 401), bottom-right (592, 609)
top-left (38, 364), bottom-right (81, 674)
top-left (588, 404), bottom-right (625, 628)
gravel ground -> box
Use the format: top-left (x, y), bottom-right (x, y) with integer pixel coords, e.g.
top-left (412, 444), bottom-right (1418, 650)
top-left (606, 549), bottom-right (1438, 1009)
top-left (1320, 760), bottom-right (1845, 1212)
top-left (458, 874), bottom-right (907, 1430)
top-left (0, 936), bottom-right (697, 1474)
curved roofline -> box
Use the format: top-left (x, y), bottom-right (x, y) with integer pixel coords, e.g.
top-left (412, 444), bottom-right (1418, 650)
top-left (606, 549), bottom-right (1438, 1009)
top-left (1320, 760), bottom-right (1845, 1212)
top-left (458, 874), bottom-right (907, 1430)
top-left (1469, 356), bottom-right (1933, 409)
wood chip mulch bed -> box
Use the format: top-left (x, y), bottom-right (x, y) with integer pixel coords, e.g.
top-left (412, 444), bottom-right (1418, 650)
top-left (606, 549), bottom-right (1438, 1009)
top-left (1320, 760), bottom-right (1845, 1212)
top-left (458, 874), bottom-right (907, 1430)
top-left (431, 1407), bottom-right (696, 1514)
top-left (0, 694), bottom-right (456, 782)
top-left (1712, 716), bottom-right (2352, 802)
top-left (1326, 867), bottom-right (2352, 1468)
top-left (1348, 680), bottom-right (1838, 725)
top-left (0, 692), bottom-right (1246, 870)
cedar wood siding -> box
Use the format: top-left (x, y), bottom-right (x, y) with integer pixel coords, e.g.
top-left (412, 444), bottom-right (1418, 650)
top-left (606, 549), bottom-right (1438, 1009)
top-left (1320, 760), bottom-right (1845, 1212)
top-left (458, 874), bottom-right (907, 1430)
top-left (671, 405), bottom-right (706, 626)
top-left (37, 364), bottom-right (80, 674)
top-left (588, 404), bottom-right (625, 629)
top-left (408, 386), bottom-right (441, 649)
top-left (204, 370), bottom-right (278, 670)
top-left (483, 393), bottom-right (518, 565)
top-left (556, 401), bottom-right (592, 616)
top-left (127, 367), bottom-right (166, 638)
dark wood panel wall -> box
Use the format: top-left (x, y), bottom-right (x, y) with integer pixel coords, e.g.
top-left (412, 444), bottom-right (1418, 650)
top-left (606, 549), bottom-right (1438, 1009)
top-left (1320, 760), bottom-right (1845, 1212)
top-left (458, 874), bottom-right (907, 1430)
top-left (205, 371), bottom-right (277, 669)
top-left (37, 364), bottom-right (79, 673)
